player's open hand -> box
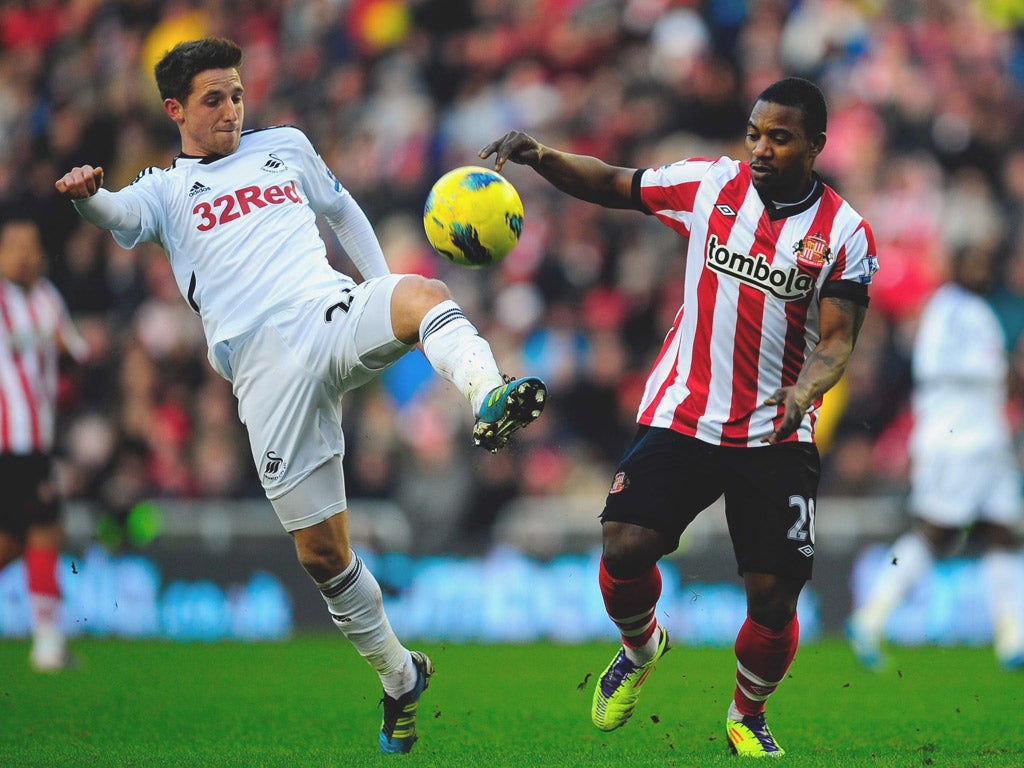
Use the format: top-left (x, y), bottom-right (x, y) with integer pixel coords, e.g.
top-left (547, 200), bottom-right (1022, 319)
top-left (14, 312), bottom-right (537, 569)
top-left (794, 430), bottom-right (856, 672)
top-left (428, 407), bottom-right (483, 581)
top-left (479, 131), bottom-right (542, 172)
top-left (55, 165), bottom-right (104, 199)
top-left (761, 386), bottom-right (807, 445)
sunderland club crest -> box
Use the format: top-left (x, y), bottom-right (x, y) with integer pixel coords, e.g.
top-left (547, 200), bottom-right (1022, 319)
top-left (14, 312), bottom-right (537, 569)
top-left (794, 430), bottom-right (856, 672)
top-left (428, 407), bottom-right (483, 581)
top-left (793, 232), bottom-right (832, 267)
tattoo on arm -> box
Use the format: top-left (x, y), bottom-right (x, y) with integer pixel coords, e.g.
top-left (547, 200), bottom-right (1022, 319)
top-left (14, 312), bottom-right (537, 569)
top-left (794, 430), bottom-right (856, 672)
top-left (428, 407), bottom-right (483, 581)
top-left (827, 297), bottom-right (867, 344)
top-left (797, 297), bottom-right (867, 407)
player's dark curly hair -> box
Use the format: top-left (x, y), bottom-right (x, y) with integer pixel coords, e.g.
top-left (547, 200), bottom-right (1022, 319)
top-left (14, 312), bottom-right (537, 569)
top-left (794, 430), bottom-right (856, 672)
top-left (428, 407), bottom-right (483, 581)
top-left (154, 37), bottom-right (242, 103)
top-left (756, 77), bottom-right (828, 137)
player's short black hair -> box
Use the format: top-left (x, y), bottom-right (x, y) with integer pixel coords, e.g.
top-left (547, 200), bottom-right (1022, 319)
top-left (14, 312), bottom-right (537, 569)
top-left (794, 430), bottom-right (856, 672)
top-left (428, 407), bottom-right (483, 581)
top-left (154, 37), bottom-right (243, 103)
top-left (755, 77), bottom-right (828, 137)
top-left (0, 197), bottom-right (43, 231)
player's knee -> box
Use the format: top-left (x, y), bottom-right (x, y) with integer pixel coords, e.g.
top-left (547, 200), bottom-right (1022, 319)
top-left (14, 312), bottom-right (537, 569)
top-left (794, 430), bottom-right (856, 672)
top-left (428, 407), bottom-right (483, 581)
top-left (393, 275), bottom-right (455, 343)
top-left (400, 274), bottom-right (452, 311)
top-left (601, 523), bottom-right (665, 578)
top-left (602, 549), bottom-right (643, 579)
top-left (744, 575), bottom-right (802, 630)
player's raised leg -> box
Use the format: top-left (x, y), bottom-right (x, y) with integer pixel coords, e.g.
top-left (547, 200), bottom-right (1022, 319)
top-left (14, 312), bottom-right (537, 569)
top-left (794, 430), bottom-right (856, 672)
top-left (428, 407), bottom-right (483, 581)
top-left (472, 375), bottom-right (547, 453)
top-left (389, 275), bottom-right (546, 452)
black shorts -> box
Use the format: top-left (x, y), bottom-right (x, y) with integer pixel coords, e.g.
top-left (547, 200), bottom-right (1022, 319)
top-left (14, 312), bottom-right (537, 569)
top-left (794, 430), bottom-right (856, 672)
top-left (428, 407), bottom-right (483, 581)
top-left (601, 427), bottom-right (821, 580)
top-left (0, 453), bottom-right (59, 539)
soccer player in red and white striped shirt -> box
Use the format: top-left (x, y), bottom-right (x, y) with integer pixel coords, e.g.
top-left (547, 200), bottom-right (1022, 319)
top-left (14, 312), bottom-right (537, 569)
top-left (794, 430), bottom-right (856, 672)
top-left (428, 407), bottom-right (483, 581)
top-left (0, 213), bottom-right (87, 671)
top-left (482, 77), bottom-right (878, 756)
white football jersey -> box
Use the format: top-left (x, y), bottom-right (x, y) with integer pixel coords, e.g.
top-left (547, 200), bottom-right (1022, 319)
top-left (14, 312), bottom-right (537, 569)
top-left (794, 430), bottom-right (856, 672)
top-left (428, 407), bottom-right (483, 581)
top-left (96, 126), bottom-right (365, 378)
top-left (911, 283), bottom-right (1012, 456)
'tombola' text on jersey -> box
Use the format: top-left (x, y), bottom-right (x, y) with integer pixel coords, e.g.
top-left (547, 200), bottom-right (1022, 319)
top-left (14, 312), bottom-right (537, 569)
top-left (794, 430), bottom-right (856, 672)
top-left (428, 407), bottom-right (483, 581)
top-left (705, 234), bottom-right (816, 301)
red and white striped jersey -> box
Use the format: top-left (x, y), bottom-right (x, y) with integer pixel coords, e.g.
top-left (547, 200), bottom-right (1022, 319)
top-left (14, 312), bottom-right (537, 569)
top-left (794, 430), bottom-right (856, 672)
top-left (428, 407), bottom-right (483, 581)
top-left (0, 278), bottom-right (85, 453)
top-left (636, 156), bottom-right (878, 446)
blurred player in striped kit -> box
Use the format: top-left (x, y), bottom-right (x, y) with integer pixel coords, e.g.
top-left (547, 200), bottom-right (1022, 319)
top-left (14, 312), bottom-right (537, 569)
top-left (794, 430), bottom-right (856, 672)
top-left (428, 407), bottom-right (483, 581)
top-left (483, 77), bottom-right (878, 757)
top-left (848, 244), bottom-right (1024, 670)
top-left (0, 211), bottom-right (88, 671)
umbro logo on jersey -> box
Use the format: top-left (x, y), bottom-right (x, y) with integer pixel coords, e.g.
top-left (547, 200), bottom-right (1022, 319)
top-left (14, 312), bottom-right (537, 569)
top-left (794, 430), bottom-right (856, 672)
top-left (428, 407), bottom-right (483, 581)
top-left (715, 204), bottom-right (737, 216)
top-left (188, 181), bottom-right (211, 198)
top-left (798, 545), bottom-right (814, 557)
top-left (261, 153), bottom-right (286, 173)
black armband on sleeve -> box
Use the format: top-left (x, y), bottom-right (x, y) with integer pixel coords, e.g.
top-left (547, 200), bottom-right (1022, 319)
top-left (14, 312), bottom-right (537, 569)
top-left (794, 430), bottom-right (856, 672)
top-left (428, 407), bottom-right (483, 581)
top-left (631, 169), bottom-right (652, 214)
top-left (820, 279), bottom-right (870, 307)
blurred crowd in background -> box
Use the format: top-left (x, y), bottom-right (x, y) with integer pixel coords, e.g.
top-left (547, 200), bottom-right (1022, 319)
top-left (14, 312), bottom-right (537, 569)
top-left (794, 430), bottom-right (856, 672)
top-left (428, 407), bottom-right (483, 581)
top-left (3, 0), bottom-right (1024, 555)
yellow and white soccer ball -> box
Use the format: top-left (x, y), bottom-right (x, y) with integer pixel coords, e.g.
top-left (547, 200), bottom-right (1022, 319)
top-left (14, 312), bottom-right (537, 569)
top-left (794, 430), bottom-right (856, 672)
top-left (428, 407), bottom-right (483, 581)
top-left (423, 166), bottom-right (524, 268)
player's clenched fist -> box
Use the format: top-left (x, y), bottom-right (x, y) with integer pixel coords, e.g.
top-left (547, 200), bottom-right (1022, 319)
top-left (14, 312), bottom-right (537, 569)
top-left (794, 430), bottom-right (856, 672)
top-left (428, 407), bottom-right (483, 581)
top-left (479, 131), bottom-right (542, 172)
top-left (54, 166), bottom-right (104, 199)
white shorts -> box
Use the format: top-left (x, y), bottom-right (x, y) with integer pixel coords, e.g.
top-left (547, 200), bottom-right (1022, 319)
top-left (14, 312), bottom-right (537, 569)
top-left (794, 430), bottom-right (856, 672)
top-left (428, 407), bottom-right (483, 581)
top-left (909, 448), bottom-right (1023, 528)
top-left (229, 275), bottom-right (411, 531)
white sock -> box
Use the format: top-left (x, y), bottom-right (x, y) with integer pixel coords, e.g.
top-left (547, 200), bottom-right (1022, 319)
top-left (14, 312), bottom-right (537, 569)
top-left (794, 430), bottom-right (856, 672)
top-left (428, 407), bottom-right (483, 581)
top-left (419, 300), bottom-right (504, 415)
top-left (855, 531), bottom-right (934, 637)
top-left (317, 554), bottom-right (415, 697)
top-left (29, 593), bottom-right (63, 647)
top-left (981, 549), bottom-right (1024, 661)
top-left (623, 625), bottom-right (662, 666)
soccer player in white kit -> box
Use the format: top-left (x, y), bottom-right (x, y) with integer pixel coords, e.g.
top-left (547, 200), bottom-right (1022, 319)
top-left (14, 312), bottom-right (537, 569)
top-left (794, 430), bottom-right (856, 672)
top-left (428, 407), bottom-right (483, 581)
top-left (54, 37), bottom-right (546, 754)
top-left (848, 245), bottom-right (1024, 670)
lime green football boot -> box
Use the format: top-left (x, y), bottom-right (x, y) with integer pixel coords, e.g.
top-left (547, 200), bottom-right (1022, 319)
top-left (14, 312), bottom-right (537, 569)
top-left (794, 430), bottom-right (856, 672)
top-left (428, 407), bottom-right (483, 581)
top-left (591, 627), bottom-right (669, 731)
top-left (726, 712), bottom-right (786, 757)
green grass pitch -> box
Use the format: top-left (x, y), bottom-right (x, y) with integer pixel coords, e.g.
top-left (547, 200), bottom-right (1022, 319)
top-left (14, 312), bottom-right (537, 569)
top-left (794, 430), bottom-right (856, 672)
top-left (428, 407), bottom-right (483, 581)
top-left (1, 636), bottom-right (1022, 767)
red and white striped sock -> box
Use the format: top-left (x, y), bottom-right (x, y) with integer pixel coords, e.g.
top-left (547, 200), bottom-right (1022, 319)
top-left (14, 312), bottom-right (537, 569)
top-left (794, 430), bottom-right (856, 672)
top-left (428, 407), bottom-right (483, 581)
top-left (732, 613), bottom-right (799, 717)
top-left (598, 558), bottom-right (663, 665)
top-left (25, 545), bottom-right (62, 640)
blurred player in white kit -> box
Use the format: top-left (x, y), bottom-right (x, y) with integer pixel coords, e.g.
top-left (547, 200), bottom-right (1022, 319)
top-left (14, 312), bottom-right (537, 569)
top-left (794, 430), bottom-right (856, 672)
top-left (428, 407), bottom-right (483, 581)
top-left (54, 37), bottom-right (546, 753)
top-left (848, 245), bottom-right (1024, 670)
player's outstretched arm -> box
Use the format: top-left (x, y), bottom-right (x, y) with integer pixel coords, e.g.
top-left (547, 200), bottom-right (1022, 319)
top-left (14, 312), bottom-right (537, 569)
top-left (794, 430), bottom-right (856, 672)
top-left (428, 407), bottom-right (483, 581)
top-left (55, 165), bottom-right (104, 199)
top-left (762, 296), bottom-right (866, 445)
top-left (479, 131), bottom-right (636, 210)
top-left (55, 165), bottom-right (143, 234)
